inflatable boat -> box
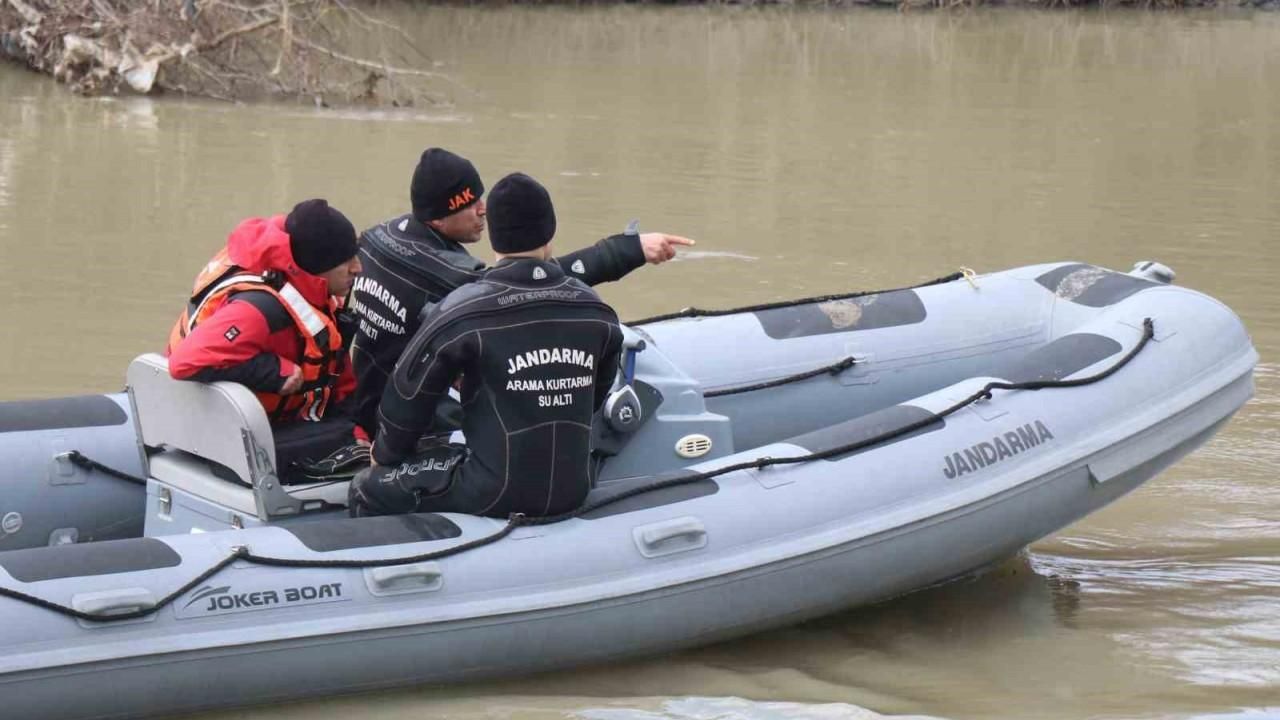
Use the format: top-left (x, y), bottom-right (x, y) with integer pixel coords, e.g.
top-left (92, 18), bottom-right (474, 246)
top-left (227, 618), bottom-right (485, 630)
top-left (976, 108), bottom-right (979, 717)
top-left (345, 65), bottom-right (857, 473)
top-left (0, 261), bottom-right (1258, 720)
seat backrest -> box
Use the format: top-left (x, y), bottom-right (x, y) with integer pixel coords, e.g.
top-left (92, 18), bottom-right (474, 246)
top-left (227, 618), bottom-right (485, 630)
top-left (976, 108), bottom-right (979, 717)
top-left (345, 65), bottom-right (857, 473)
top-left (127, 353), bottom-right (277, 483)
top-left (128, 354), bottom-right (349, 522)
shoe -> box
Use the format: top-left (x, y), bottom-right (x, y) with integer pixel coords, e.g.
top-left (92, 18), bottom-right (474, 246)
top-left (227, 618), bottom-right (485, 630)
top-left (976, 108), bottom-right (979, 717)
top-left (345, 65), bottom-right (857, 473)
top-left (291, 442), bottom-right (372, 481)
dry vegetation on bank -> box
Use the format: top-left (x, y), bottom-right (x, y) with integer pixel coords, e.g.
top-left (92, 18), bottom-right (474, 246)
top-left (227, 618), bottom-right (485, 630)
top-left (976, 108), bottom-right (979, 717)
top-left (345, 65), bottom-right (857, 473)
top-left (0, 0), bottom-right (449, 105)
top-left (1, 0), bottom-right (1268, 104)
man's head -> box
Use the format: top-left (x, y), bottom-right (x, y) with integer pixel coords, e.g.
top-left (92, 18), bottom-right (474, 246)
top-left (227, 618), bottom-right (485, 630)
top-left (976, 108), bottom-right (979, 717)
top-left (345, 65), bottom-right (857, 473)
top-left (285, 199), bottom-right (362, 296)
top-left (410, 148), bottom-right (486, 244)
top-left (486, 172), bottom-right (556, 260)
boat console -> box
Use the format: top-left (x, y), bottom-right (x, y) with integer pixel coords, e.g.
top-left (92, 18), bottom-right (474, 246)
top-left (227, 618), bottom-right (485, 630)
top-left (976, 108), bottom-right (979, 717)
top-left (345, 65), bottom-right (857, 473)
top-left (592, 326), bottom-right (734, 483)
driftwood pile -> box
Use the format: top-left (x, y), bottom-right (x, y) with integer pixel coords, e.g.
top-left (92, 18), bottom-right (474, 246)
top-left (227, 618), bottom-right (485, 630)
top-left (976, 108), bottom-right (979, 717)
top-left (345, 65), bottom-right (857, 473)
top-left (0, 0), bottom-right (446, 105)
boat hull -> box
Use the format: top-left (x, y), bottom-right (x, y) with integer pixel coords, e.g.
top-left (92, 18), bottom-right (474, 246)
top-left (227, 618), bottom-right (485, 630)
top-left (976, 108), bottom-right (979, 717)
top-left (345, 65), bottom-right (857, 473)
top-left (0, 261), bottom-right (1258, 719)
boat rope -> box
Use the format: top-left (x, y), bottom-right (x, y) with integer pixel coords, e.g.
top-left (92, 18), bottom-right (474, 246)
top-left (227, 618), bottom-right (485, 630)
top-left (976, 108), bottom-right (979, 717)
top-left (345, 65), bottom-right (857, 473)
top-left (0, 318), bottom-right (1153, 622)
top-left (704, 356), bottom-right (857, 398)
top-left (60, 451), bottom-right (148, 486)
top-left (626, 271), bottom-right (965, 326)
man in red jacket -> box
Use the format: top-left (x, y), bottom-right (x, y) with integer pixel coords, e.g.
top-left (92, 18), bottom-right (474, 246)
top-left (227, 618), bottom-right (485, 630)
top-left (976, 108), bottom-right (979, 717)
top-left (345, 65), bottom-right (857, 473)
top-left (167, 199), bottom-right (367, 482)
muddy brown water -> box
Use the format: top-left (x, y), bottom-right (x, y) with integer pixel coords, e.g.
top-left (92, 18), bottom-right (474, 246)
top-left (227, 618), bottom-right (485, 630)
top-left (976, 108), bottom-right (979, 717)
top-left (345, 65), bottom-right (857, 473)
top-left (0, 6), bottom-right (1277, 719)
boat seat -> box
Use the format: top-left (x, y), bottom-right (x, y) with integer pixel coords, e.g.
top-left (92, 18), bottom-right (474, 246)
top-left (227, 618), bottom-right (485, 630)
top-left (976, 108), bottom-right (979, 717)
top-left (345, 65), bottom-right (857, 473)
top-left (126, 353), bottom-right (348, 521)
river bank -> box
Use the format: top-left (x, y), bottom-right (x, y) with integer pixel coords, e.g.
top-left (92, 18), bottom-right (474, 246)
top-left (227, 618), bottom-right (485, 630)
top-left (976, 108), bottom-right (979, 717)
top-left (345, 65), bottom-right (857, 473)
top-left (2, 0), bottom-right (1277, 106)
top-left (0, 0), bottom-right (448, 105)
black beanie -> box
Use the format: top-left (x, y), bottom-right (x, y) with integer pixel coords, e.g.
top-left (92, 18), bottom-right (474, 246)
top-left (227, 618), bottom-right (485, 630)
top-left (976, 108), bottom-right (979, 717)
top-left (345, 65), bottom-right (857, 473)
top-left (285, 199), bottom-right (358, 275)
top-left (486, 173), bottom-right (557, 254)
top-left (410, 148), bottom-right (484, 223)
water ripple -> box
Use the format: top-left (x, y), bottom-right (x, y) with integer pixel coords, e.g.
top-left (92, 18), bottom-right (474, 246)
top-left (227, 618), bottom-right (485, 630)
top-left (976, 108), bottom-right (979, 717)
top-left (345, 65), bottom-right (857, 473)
top-left (1029, 549), bottom-right (1280, 687)
top-left (576, 697), bottom-right (946, 720)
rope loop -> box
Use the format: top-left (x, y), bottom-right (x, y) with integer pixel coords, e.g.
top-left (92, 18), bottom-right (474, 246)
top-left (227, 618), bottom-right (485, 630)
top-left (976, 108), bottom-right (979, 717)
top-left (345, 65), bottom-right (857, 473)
top-left (62, 450), bottom-right (148, 486)
top-left (705, 355), bottom-right (858, 399)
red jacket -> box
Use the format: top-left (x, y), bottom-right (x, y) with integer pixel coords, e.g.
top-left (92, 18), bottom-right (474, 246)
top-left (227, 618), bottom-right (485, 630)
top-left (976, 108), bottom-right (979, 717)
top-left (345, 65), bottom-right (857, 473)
top-left (167, 215), bottom-right (357, 422)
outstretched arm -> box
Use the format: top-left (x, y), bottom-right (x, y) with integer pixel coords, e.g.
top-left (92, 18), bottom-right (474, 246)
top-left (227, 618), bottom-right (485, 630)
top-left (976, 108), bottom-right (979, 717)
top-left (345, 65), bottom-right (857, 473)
top-left (556, 231), bottom-right (695, 286)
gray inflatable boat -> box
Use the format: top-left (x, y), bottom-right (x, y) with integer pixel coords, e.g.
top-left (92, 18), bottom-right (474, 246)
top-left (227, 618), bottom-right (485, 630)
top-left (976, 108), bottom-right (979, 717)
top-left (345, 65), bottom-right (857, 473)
top-left (0, 261), bottom-right (1258, 720)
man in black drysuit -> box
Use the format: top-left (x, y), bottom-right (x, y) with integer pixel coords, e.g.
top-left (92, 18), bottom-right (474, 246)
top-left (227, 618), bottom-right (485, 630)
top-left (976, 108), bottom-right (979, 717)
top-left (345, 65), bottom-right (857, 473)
top-left (348, 173), bottom-right (624, 518)
top-left (346, 147), bottom-right (691, 436)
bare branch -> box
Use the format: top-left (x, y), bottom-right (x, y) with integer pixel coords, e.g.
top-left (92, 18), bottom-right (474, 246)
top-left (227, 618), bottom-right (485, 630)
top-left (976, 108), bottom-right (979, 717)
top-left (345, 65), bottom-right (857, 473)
top-left (292, 34), bottom-right (446, 80)
top-left (6, 0), bottom-right (43, 24)
top-left (200, 15), bottom-right (277, 52)
top-left (330, 0), bottom-right (431, 64)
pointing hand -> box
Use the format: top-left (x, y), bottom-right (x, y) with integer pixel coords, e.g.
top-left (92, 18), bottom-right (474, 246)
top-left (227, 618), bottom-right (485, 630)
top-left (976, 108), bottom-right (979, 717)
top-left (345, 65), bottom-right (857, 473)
top-left (639, 233), bottom-right (695, 265)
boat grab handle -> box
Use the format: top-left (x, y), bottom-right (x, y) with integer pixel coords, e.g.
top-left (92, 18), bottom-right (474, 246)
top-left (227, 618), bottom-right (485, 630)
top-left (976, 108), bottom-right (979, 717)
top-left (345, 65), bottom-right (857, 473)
top-left (71, 589), bottom-right (158, 626)
top-left (364, 562), bottom-right (444, 595)
top-left (72, 590), bottom-right (156, 616)
top-left (634, 517), bottom-right (708, 558)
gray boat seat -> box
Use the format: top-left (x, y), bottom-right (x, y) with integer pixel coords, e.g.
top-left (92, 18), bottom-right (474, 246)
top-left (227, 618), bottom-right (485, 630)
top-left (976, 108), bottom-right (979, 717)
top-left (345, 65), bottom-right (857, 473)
top-left (126, 354), bottom-right (349, 522)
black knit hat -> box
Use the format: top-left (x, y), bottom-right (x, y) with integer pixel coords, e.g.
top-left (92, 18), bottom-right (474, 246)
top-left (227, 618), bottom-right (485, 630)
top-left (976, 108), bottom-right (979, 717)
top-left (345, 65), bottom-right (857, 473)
top-left (285, 199), bottom-right (358, 275)
top-left (487, 173), bottom-right (557, 254)
top-left (410, 148), bottom-right (484, 223)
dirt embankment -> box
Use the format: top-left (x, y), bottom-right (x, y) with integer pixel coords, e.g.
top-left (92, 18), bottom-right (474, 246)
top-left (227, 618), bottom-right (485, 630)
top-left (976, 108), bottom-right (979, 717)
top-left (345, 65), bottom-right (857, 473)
top-left (3, 0), bottom-right (1274, 104)
top-left (0, 0), bottom-right (448, 106)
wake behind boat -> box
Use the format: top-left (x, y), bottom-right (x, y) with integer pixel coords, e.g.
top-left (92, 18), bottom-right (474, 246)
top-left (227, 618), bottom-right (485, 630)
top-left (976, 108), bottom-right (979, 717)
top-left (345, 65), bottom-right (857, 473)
top-left (0, 260), bottom-right (1258, 720)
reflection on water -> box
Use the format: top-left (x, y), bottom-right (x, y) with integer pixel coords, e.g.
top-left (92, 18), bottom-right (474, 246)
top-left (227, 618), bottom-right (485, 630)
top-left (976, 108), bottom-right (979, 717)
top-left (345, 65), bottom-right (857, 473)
top-left (0, 140), bottom-right (10, 226)
top-left (1031, 548), bottom-right (1280, 687)
top-left (670, 250), bottom-right (761, 263)
top-left (1189, 711), bottom-right (1280, 720)
top-left (3, 5), bottom-right (1280, 720)
top-left (577, 696), bottom-right (945, 720)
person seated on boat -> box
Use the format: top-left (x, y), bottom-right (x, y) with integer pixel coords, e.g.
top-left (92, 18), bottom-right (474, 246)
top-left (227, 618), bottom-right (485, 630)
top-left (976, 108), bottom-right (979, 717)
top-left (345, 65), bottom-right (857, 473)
top-left (166, 199), bottom-right (369, 483)
top-left (346, 147), bottom-right (693, 437)
top-left (348, 173), bottom-right (623, 518)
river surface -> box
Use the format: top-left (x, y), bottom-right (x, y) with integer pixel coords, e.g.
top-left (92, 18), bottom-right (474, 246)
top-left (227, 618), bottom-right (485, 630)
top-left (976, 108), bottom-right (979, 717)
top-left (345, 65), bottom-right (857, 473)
top-left (1, 5), bottom-right (1277, 720)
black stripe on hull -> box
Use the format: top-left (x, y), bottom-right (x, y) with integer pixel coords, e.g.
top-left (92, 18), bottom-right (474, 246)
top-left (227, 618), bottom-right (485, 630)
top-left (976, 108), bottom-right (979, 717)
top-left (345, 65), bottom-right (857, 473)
top-left (754, 290), bottom-right (927, 340)
top-left (0, 395), bottom-right (128, 434)
top-left (0, 537), bottom-right (180, 583)
top-left (285, 514), bottom-right (463, 551)
top-left (788, 405), bottom-right (946, 462)
top-left (1036, 264), bottom-right (1156, 307)
top-left (583, 474), bottom-right (720, 520)
top-left (995, 333), bottom-right (1123, 384)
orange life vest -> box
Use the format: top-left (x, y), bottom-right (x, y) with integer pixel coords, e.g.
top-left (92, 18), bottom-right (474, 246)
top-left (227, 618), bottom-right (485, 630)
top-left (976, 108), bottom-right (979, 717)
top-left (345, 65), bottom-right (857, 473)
top-left (168, 248), bottom-right (345, 423)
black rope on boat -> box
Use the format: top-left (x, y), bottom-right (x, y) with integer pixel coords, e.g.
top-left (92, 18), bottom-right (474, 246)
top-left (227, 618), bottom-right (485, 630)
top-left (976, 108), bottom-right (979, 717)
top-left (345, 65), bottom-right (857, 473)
top-left (626, 271), bottom-right (965, 326)
top-left (62, 451), bottom-right (148, 486)
top-left (704, 356), bottom-right (857, 399)
top-left (1, 318), bottom-right (1154, 622)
